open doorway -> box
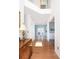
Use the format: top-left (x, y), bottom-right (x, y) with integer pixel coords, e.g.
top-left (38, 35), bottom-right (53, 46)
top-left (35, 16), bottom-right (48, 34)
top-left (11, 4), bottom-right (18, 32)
top-left (35, 25), bottom-right (47, 41)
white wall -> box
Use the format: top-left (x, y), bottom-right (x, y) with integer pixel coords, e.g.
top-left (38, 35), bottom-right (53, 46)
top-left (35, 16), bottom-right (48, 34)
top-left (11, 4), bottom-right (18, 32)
top-left (19, 0), bottom-right (24, 39)
top-left (50, 0), bottom-right (60, 57)
top-left (24, 14), bottom-right (35, 40)
top-left (54, 0), bottom-right (60, 57)
top-left (47, 23), bottom-right (50, 41)
top-left (20, 0), bottom-right (24, 24)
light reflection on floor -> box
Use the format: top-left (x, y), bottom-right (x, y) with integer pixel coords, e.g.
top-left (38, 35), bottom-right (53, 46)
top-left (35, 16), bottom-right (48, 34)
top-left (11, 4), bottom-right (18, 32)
top-left (35, 41), bottom-right (43, 47)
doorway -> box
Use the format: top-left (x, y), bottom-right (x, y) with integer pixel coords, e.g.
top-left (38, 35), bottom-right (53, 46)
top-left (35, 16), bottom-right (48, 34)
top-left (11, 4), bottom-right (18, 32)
top-left (35, 25), bottom-right (47, 41)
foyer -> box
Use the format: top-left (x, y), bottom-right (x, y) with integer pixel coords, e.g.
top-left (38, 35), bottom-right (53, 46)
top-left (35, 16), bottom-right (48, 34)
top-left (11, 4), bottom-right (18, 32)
top-left (19, 0), bottom-right (60, 59)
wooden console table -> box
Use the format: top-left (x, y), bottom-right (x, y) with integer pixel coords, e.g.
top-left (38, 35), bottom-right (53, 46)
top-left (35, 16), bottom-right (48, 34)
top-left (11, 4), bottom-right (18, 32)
top-left (19, 39), bottom-right (32, 59)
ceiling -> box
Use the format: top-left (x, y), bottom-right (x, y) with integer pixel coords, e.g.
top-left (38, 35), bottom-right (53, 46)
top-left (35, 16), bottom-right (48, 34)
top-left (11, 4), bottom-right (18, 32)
top-left (24, 6), bottom-right (52, 24)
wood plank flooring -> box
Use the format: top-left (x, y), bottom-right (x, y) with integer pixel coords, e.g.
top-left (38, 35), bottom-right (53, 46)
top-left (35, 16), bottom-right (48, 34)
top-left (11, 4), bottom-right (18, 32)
top-left (19, 39), bottom-right (59, 59)
top-left (30, 39), bottom-right (59, 59)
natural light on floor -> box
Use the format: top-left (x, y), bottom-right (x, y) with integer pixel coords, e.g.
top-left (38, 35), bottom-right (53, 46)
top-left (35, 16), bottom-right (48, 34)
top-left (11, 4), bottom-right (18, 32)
top-left (35, 41), bottom-right (43, 47)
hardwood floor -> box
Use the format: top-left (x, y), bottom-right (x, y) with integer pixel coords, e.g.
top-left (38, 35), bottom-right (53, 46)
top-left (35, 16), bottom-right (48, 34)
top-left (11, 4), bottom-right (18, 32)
top-left (30, 39), bottom-right (59, 59)
top-left (19, 39), bottom-right (59, 59)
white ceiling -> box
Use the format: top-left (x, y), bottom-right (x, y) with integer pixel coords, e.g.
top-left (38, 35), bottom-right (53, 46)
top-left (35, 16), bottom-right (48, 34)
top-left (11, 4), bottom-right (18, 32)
top-left (24, 6), bottom-right (52, 24)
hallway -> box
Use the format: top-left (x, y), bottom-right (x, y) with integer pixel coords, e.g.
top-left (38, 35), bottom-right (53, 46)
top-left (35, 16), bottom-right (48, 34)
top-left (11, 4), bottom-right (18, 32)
top-left (19, 0), bottom-right (60, 58)
top-left (30, 39), bottom-right (59, 59)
